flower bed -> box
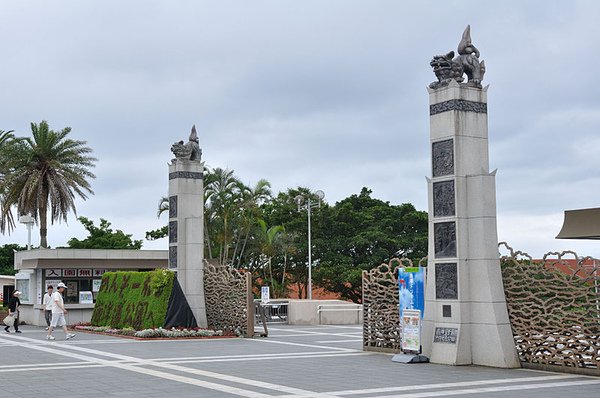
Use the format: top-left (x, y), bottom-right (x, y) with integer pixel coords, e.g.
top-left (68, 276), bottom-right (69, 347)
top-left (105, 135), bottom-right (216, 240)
top-left (73, 323), bottom-right (230, 339)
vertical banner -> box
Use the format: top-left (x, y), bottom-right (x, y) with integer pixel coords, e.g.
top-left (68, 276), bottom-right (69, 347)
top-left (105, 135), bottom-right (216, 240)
top-left (261, 286), bottom-right (270, 304)
top-left (401, 309), bottom-right (422, 352)
top-left (399, 267), bottom-right (425, 353)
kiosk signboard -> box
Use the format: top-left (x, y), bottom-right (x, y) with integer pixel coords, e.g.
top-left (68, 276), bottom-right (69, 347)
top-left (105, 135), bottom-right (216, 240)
top-left (398, 267), bottom-right (425, 353)
top-left (261, 286), bottom-right (270, 304)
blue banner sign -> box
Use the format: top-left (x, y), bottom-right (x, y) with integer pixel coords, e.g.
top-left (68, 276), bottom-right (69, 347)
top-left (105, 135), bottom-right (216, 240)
top-left (399, 267), bottom-right (425, 353)
top-left (398, 267), bottom-right (425, 320)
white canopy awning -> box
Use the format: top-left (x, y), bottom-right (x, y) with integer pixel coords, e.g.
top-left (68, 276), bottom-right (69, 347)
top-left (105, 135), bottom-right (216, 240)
top-left (556, 207), bottom-right (600, 240)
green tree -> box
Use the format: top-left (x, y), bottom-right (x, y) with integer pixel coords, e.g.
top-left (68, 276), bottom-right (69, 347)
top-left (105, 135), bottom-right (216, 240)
top-left (204, 167), bottom-right (245, 264)
top-left (67, 217), bottom-right (142, 249)
top-left (149, 168), bottom-right (273, 269)
top-left (0, 121), bottom-right (96, 247)
top-left (232, 178), bottom-right (272, 267)
top-left (261, 187), bottom-right (319, 299)
top-left (313, 187), bottom-right (428, 302)
top-left (0, 243), bottom-right (26, 276)
top-left (145, 225), bottom-right (168, 241)
top-left (256, 219), bottom-right (285, 296)
top-left (0, 130), bottom-right (17, 232)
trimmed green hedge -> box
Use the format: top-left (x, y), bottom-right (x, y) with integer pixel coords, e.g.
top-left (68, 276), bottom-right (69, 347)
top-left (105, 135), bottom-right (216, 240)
top-left (91, 269), bottom-right (174, 330)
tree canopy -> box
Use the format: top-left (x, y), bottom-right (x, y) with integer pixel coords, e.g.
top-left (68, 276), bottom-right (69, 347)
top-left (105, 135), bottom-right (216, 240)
top-left (67, 217), bottom-right (143, 249)
top-left (313, 187), bottom-right (427, 302)
top-left (0, 121), bottom-right (96, 247)
top-left (149, 166), bottom-right (428, 302)
top-left (0, 244), bottom-right (26, 276)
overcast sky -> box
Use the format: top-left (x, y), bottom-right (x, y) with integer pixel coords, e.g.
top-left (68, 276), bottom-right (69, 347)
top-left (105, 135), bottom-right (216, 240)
top-left (1, 1), bottom-right (599, 258)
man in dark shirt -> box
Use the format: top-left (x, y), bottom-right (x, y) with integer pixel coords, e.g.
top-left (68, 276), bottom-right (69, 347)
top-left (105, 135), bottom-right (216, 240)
top-left (4, 290), bottom-right (22, 333)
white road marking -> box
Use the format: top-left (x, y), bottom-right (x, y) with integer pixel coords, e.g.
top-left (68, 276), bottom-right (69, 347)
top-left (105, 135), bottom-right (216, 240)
top-left (314, 339), bottom-right (362, 343)
top-left (154, 350), bottom-right (357, 361)
top-left (366, 379), bottom-right (600, 398)
top-left (0, 351), bottom-right (371, 372)
top-left (0, 360), bottom-right (101, 369)
top-left (163, 352), bottom-right (370, 364)
top-left (268, 328), bottom-right (361, 338)
top-left (269, 333), bottom-right (362, 340)
top-left (0, 333), bottom-right (329, 397)
top-left (248, 336), bottom-right (357, 352)
top-left (0, 364), bottom-right (111, 372)
top-left (276, 375), bottom-right (594, 398)
top-left (320, 325), bottom-right (362, 330)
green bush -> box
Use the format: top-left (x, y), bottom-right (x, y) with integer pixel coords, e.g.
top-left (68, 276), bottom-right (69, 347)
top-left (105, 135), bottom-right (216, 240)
top-left (91, 269), bottom-right (175, 330)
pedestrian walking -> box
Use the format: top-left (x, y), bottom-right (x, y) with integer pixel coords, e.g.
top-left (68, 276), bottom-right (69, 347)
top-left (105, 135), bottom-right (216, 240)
top-left (46, 282), bottom-right (75, 341)
top-left (41, 285), bottom-right (54, 330)
top-left (4, 290), bottom-right (22, 333)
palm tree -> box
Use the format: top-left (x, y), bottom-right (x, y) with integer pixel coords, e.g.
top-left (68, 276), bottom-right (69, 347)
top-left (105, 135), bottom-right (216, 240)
top-left (0, 130), bottom-right (16, 232)
top-left (157, 196), bottom-right (169, 218)
top-left (0, 121), bottom-right (96, 247)
top-left (0, 130), bottom-right (14, 147)
top-left (232, 178), bottom-right (272, 266)
top-left (204, 167), bottom-right (244, 265)
top-left (257, 219), bottom-right (285, 296)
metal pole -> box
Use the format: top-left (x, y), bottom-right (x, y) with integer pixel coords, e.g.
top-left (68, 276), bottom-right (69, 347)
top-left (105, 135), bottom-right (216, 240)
top-left (27, 223), bottom-right (32, 250)
top-left (307, 198), bottom-right (312, 300)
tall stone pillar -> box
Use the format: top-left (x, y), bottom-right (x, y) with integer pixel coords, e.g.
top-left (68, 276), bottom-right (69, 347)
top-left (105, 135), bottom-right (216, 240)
top-left (421, 27), bottom-right (519, 367)
top-left (168, 126), bottom-right (208, 328)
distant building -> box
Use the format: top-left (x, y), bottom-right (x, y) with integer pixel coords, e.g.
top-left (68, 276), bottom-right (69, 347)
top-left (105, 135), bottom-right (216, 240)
top-left (13, 249), bottom-right (167, 325)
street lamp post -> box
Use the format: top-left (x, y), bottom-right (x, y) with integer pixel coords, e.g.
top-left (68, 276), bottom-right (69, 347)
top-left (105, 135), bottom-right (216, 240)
top-left (295, 190), bottom-right (325, 300)
top-left (19, 214), bottom-right (35, 250)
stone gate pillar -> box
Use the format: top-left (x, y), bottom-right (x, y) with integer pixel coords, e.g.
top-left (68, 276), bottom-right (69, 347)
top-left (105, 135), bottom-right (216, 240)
top-left (168, 125), bottom-right (208, 328)
top-left (421, 26), bottom-right (519, 367)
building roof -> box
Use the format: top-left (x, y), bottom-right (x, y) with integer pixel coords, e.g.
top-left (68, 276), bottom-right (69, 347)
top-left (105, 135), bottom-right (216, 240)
top-left (14, 248), bottom-right (168, 270)
top-left (556, 207), bottom-right (600, 240)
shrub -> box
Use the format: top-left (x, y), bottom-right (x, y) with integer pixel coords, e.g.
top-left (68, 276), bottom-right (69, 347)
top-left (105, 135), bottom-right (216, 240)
top-left (91, 269), bottom-right (175, 330)
top-left (134, 327), bottom-right (223, 338)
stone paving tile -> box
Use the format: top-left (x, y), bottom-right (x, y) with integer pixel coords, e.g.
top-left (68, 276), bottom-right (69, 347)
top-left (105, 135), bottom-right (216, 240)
top-left (1, 324), bottom-right (599, 398)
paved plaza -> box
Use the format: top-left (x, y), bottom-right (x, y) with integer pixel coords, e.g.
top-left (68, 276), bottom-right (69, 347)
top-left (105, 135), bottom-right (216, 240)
top-left (1, 324), bottom-right (599, 397)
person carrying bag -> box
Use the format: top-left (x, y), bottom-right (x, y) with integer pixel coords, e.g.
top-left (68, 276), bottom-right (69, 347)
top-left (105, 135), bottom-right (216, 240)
top-left (4, 290), bottom-right (22, 333)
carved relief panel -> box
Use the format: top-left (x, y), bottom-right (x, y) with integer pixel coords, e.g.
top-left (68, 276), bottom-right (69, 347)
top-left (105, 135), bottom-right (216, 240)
top-left (169, 221), bottom-right (177, 244)
top-left (432, 139), bottom-right (454, 177)
top-left (433, 180), bottom-right (455, 217)
top-left (435, 262), bottom-right (458, 299)
top-left (434, 222), bottom-right (457, 258)
top-left (168, 246), bottom-right (177, 269)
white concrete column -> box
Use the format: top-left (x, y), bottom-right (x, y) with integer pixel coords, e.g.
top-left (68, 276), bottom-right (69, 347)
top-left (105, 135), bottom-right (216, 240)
top-left (168, 159), bottom-right (207, 328)
top-left (422, 80), bottom-right (519, 367)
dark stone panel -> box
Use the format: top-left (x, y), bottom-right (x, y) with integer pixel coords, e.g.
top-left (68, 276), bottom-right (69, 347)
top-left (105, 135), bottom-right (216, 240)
top-left (430, 99), bottom-right (487, 116)
top-left (434, 222), bottom-right (457, 258)
top-left (432, 139), bottom-right (454, 177)
top-left (169, 171), bottom-right (203, 180)
top-left (169, 221), bottom-right (177, 244)
top-left (434, 327), bottom-right (458, 344)
top-left (169, 246), bottom-right (177, 269)
top-left (433, 180), bottom-right (455, 217)
top-left (436, 263), bottom-right (458, 299)
top-left (169, 196), bottom-right (178, 219)
top-left (442, 305), bottom-right (452, 318)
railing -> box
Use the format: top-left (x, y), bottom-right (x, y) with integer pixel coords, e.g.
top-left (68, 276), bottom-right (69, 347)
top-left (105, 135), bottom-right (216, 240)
top-left (254, 300), bottom-right (289, 324)
top-left (317, 304), bottom-right (363, 325)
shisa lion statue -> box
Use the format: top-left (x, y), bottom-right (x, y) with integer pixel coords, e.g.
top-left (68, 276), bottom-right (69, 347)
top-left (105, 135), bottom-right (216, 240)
top-left (429, 25), bottom-right (486, 89)
top-left (171, 125), bottom-right (202, 161)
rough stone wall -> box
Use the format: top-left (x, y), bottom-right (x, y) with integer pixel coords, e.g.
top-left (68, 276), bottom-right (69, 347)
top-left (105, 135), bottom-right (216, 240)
top-left (203, 260), bottom-right (248, 336)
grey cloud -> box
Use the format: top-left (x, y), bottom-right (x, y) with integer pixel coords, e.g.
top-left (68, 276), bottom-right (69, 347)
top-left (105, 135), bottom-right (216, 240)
top-left (2, 1), bottom-right (600, 257)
